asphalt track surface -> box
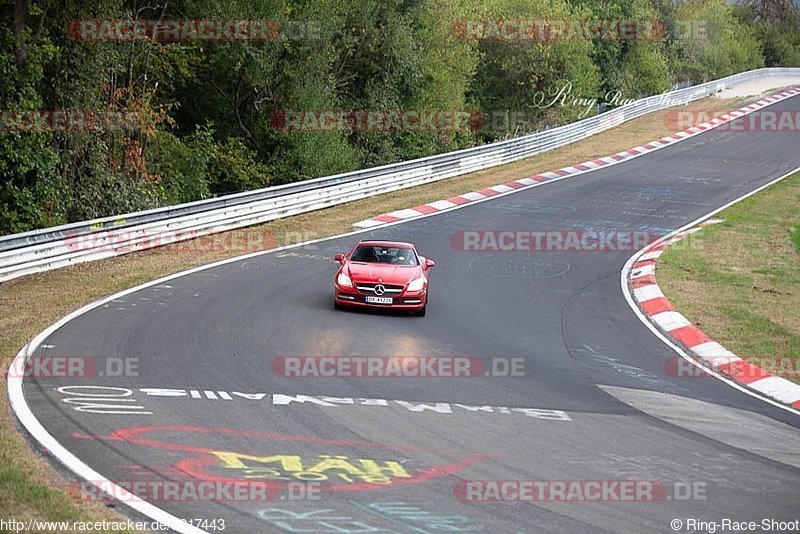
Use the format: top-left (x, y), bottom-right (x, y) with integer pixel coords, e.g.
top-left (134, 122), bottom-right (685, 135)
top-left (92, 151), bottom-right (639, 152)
top-left (19, 95), bottom-right (800, 533)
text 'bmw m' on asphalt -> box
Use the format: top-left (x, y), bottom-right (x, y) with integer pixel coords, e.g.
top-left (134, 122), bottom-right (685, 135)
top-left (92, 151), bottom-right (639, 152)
top-left (333, 240), bottom-right (435, 316)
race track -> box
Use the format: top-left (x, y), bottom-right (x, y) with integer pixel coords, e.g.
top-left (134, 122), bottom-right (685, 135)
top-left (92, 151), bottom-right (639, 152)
top-left (17, 95), bottom-right (800, 533)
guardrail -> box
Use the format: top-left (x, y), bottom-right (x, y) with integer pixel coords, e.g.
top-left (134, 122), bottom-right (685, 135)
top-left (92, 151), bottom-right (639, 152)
top-left (1, 67), bottom-right (799, 282)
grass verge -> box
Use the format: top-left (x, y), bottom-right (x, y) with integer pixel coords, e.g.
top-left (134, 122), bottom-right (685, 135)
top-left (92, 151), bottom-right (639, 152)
top-left (0, 94), bottom-right (759, 530)
top-left (659, 171), bottom-right (800, 383)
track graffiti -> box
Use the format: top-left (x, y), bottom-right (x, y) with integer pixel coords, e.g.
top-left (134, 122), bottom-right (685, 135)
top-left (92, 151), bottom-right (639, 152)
top-left (55, 386), bottom-right (573, 420)
top-left (73, 425), bottom-right (486, 493)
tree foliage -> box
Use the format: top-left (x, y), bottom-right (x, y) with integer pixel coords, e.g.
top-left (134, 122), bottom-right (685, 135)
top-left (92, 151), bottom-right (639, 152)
top-left (0, 0), bottom-right (796, 234)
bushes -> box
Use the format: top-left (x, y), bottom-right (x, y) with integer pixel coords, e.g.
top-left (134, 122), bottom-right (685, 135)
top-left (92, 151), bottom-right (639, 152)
top-left (735, 1), bottom-right (800, 68)
top-left (146, 126), bottom-right (271, 202)
top-left (670, 0), bottom-right (764, 83)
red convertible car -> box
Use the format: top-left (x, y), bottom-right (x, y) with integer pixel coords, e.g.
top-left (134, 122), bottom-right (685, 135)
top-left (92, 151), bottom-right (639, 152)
top-left (333, 240), bottom-right (435, 316)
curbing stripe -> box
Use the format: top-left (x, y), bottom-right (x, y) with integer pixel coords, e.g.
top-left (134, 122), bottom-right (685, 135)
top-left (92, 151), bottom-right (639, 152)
top-left (427, 199), bottom-right (457, 210)
top-left (669, 325), bottom-right (710, 347)
top-left (476, 188), bottom-right (502, 197)
top-left (640, 297), bottom-right (674, 315)
top-left (459, 191), bottom-right (487, 201)
top-left (633, 284), bottom-right (665, 302)
top-left (490, 185), bottom-right (514, 193)
top-left (749, 376), bottom-right (800, 404)
top-left (722, 361), bottom-right (772, 384)
top-left (390, 208), bottom-right (425, 219)
top-left (691, 341), bottom-right (740, 365)
top-left (638, 250), bottom-right (664, 262)
top-left (631, 263), bottom-right (656, 277)
top-left (446, 195), bottom-right (472, 205)
top-left (651, 311), bottom-right (692, 332)
top-left (411, 204), bottom-right (439, 215)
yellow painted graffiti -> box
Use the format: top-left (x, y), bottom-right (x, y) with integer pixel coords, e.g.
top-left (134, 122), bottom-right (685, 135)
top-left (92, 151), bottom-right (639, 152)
top-left (209, 451), bottom-right (412, 485)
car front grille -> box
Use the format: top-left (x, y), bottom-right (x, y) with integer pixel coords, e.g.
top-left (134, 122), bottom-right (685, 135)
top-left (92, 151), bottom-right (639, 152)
top-left (356, 283), bottom-right (404, 294)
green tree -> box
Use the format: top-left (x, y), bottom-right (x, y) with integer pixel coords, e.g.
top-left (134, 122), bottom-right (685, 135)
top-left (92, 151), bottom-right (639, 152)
top-left (0, 1), bottom-right (63, 232)
top-left (734, 0), bottom-right (800, 67)
top-left (672, 0), bottom-right (763, 82)
top-left (464, 0), bottom-right (601, 139)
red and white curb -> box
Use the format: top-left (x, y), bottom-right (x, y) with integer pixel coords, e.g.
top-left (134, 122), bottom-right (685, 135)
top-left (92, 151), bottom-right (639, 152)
top-left (354, 87), bottom-right (800, 228)
top-left (628, 220), bottom-right (800, 410)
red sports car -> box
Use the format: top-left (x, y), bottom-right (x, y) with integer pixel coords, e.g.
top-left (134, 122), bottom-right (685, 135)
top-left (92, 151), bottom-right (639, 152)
top-left (333, 240), bottom-right (435, 316)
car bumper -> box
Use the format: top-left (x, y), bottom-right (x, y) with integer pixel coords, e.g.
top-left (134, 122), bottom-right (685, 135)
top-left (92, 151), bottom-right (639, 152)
top-left (334, 286), bottom-right (426, 310)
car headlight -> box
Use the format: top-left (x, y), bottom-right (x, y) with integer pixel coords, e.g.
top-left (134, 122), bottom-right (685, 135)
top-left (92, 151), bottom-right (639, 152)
top-left (336, 272), bottom-right (353, 287)
top-left (407, 277), bottom-right (425, 292)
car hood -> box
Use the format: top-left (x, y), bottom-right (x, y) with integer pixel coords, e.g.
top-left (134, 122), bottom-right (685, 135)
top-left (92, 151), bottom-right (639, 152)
top-left (345, 262), bottom-right (422, 285)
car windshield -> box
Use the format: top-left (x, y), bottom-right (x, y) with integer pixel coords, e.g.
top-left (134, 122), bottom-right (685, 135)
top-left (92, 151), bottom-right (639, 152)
top-left (350, 245), bottom-right (418, 265)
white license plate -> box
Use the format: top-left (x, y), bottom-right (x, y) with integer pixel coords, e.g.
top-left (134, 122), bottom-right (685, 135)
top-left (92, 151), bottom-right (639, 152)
top-left (365, 296), bottom-right (393, 304)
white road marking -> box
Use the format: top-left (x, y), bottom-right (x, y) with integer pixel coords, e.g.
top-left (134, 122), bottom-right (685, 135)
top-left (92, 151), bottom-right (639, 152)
top-left (58, 386), bottom-right (573, 421)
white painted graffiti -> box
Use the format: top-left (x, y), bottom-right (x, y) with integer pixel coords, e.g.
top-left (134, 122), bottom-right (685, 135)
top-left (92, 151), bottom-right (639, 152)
top-left (352, 501), bottom-right (483, 532)
top-left (257, 501), bottom-right (483, 533)
top-left (57, 386), bottom-right (152, 415)
top-left (54, 386), bottom-right (572, 421)
top-left (258, 508), bottom-right (396, 533)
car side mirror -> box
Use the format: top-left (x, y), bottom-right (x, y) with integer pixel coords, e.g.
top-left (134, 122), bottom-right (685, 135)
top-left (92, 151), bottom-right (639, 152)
top-left (425, 259), bottom-right (435, 269)
top-left (334, 253), bottom-right (344, 263)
